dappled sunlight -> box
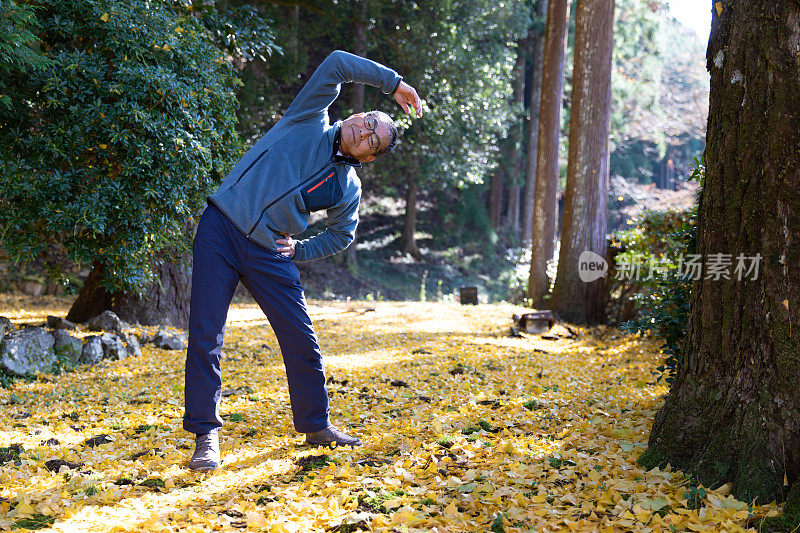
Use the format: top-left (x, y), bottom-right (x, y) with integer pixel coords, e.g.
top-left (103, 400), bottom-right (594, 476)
top-left (0, 299), bottom-right (781, 531)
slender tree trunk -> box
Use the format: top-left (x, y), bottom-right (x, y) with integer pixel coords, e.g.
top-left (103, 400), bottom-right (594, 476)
top-left (290, 2), bottom-right (300, 59)
top-left (345, 0), bottom-right (368, 273)
top-left (522, 0), bottom-right (549, 243)
top-left (506, 185), bottom-right (521, 233)
top-left (505, 47), bottom-right (527, 233)
top-left (550, 0), bottom-right (614, 325)
top-left (490, 44), bottom-right (527, 232)
top-left (401, 171), bottom-right (420, 258)
top-left (641, 0), bottom-right (800, 507)
top-left (527, 0), bottom-right (570, 306)
top-left (66, 255), bottom-right (192, 328)
top-left (489, 169), bottom-right (504, 230)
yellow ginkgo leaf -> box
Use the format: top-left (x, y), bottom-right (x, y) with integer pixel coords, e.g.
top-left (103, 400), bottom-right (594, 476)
top-left (715, 2), bottom-right (723, 16)
top-left (100, 12), bottom-right (109, 22)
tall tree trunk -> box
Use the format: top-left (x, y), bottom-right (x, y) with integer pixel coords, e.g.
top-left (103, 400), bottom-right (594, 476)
top-left (401, 171), bottom-right (420, 258)
top-left (550, 0), bottom-right (614, 325)
top-left (345, 0), bottom-right (368, 273)
top-left (490, 44), bottom-right (527, 232)
top-left (527, 0), bottom-right (570, 306)
top-left (641, 0), bottom-right (800, 506)
top-left (290, 1), bottom-right (300, 60)
top-left (66, 255), bottom-right (192, 328)
top-left (522, 0), bottom-right (549, 243)
top-left (506, 185), bottom-right (521, 234)
top-left (489, 168), bottom-right (504, 230)
top-left (504, 46), bottom-right (527, 233)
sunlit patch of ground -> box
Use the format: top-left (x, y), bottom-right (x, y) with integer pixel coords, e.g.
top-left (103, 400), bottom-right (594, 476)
top-left (0, 295), bottom-right (781, 531)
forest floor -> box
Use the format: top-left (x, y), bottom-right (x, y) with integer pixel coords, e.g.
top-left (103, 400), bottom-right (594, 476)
top-left (0, 296), bottom-right (782, 532)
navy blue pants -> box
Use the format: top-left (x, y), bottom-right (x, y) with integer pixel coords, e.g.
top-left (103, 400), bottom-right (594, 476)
top-left (182, 202), bottom-right (329, 435)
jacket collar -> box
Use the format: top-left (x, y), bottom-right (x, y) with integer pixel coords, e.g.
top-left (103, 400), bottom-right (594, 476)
top-left (332, 123), bottom-right (362, 168)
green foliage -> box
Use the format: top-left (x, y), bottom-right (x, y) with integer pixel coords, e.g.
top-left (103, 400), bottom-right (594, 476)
top-left (0, 0), bottom-right (276, 292)
top-left (12, 514), bottom-right (55, 530)
top-left (608, 0), bottom-right (664, 148)
top-left (376, 0), bottom-right (528, 192)
top-left (357, 488), bottom-right (407, 514)
top-left (688, 153), bottom-right (706, 186)
top-left (0, 1), bottom-right (53, 109)
top-left (522, 399), bottom-right (539, 411)
top-left (682, 483), bottom-right (707, 511)
top-left (615, 202), bottom-right (698, 383)
top-left (140, 477), bottom-right (166, 489)
top-left (490, 512), bottom-right (507, 533)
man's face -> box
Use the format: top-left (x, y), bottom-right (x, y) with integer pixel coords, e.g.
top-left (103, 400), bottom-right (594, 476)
top-left (339, 112), bottom-right (393, 163)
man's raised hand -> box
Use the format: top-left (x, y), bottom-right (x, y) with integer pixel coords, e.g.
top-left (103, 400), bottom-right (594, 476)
top-left (394, 81), bottom-right (423, 117)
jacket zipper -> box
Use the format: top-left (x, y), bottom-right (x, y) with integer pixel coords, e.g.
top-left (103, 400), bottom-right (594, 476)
top-left (246, 156), bottom-right (335, 237)
top-left (307, 171), bottom-right (335, 193)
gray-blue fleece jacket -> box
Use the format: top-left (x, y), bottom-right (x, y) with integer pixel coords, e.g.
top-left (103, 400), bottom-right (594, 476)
top-left (207, 50), bottom-right (402, 262)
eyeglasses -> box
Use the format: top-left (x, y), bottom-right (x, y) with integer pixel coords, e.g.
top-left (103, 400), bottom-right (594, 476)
top-left (363, 114), bottom-right (382, 154)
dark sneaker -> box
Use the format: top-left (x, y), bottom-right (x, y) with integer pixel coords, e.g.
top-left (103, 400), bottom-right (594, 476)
top-left (305, 425), bottom-right (362, 448)
top-left (189, 431), bottom-right (221, 471)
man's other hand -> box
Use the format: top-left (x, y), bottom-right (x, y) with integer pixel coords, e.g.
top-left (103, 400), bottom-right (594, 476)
top-left (394, 81), bottom-right (423, 117)
top-left (276, 236), bottom-right (296, 258)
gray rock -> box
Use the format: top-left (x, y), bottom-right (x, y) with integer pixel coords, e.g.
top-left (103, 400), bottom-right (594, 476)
top-left (100, 333), bottom-right (127, 360)
top-left (47, 316), bottom-right (77, 330)
top-left (0, 328), bottom-right (56, 376)
top-left (81, 336), bottom-right (103, 365)
top-left (0, 316), bottom-right (12, 338)
top-left (86, 310), bottom-right (128, 335)
top-left (123, 333), bottom-right (142, 358)
top-left (53, 330), bottom-right (82, 365)
top-left (152, 329), bottom-right (187, 350)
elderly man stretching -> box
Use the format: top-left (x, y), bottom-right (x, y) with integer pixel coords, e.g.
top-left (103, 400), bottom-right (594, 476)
top-left (183, 50), bottom-right (422, 471)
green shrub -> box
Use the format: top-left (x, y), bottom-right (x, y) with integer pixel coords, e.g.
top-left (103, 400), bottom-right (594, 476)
top-left (612, 179), bottom-right (699, 384)
top-left (0, 0), bottom-right (275, 292)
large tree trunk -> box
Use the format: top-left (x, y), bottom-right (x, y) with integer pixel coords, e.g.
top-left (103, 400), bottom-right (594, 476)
top-left (401, 172), bottom-right (420, 258)
top-left (550, 0), bottom-right (614, 325)
top-left (521, 0), bottom-right (549, 243)
top-left (641, 0), bottom-right (800, 506)
top-left (527, 0), bottom-right (570, 306)
top-left (66, 254), bottom-right (192, 328)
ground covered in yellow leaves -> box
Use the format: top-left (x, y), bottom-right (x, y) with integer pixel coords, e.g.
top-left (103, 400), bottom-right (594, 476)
top-left (0, 296), bottom-right (782, 532)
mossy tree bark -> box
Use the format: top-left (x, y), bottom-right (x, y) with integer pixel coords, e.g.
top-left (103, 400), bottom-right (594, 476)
top-left (550, 0), bottom-right (614, 324)
top-left (641, 0), bottom-right (800, 505)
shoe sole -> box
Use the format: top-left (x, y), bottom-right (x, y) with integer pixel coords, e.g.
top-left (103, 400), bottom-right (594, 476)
top-left (189, 461), bottom-right (222, 471)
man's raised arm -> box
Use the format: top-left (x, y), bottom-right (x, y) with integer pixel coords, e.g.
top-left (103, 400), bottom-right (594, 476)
top-left (283, 50), bottom-right (403, 124)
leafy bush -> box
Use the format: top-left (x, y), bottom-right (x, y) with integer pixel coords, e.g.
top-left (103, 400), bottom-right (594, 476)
top-left (0, 0), bottom-right (276, 292)
top-left (611, 204), bottom-right (697, 383)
